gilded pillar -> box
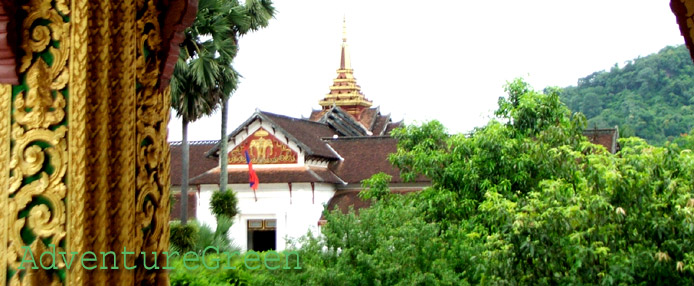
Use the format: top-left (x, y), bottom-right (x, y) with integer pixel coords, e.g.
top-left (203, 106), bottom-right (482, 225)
top-left (1, 0), bottom-right (196, 285)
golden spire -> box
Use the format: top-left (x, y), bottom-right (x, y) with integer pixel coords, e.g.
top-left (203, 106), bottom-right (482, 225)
top-left (342, 16), bottom-right (347, 42)
top-left (340, 16), bottom-right (351, 70)
top-left (319, 17), bottom-right (372, 117)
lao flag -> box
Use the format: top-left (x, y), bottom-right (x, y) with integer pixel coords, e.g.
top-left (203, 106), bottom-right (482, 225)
top-left (245, 149), bottom-right (259, 191)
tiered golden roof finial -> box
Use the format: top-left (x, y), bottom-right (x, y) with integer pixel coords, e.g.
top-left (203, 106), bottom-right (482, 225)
top-left (319, 17), bottom-right (373, 117)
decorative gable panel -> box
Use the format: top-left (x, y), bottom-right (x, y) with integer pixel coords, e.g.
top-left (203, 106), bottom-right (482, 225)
top-left (228, 128), bottom-right (298, 164)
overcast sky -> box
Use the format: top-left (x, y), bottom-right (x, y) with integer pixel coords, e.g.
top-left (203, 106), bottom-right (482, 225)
top-left (167, 0), bottom-right (686, 142)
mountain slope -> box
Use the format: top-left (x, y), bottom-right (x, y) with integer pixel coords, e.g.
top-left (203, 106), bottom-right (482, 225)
top-left (560, 45), bottom-right (694, 144)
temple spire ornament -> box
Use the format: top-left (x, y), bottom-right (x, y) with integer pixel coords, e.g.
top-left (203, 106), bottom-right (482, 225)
top-left (340, 16), bottom-right (350, 69)
top-left (319, 17), bottom-right (372, 118)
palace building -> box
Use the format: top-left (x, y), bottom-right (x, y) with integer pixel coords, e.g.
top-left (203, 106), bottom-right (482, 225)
top-left (170, 19), bottom-right (430, 252)
top-left (168, 19), bottom-right (623, 253)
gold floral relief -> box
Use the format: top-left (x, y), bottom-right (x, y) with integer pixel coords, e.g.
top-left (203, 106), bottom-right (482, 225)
top-left (0, 84), bottom-right (12, 286)
top-left (134, 0), bottom-right (170, 284)
top-left (229, 128), bottom-right (300, 165)
top-left (6, 0), bottom-right (70, 285)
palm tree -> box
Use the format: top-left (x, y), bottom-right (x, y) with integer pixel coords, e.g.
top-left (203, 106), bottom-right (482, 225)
top-left (170, 0), bottom-right (239, 224)
top-left (219, 0), bottom-right (275, 193)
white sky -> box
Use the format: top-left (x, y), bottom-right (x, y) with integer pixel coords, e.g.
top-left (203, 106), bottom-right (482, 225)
top-left (167, 0), bottom-right (686, 142)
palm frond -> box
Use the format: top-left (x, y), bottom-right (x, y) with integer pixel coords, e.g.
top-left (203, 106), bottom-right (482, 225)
top-left (171, 0), bottom-right (275, 123)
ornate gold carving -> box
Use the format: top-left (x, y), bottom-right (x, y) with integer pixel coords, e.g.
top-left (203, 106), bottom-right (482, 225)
top-left (68, 0), bottom-right (87, 284)
top-left (107, 1), bottom-right (137, 285)
top-left (7, 0), bottom-right (70, 284)
top-left (0, 84), bottom-right (11, 286)
top-left (250, 137), bottom-right (273, 159)
top-left (135, 0), bottom-right (172, 284)
top-left (229, 128), bottom-right (299, 164)
top-left (81, 0), bottom-right (111, 284)
top-left (3, 0), bottom-right (188, 284)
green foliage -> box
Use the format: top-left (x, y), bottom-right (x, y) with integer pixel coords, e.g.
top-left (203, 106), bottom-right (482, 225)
top-left (251, 196), bottom-right (462, 286)
top-left (170, 217), bottom-right (237, 255)
top-left (254, 78), bottom-right (694, 285)
top-left (169, 253), bottom-right (252, 286)
top-left (170, 192), bottom-right (175, 212)
top-left (210, 189), bottom-right (240, 219)
top-left (195, 216), bottom-right (237, 254)
top-left (671, 127), bottom-right (694, 151)
top-left (171, 0), bottom-right (276, 119)
top-left (358, 172), bottom-right (393, 201)
top-left (168, 218), bottom-right (246, 285)
top-left (560, 45), bottom-right (694, 144)
top-left (170, 221), bottom-right (199, 253)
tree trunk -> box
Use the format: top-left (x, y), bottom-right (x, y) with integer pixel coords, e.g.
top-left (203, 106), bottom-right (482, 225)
top-left (219, 97), bottom-right (229, 192)
top-left (181, 119), bottom-right (190, 224)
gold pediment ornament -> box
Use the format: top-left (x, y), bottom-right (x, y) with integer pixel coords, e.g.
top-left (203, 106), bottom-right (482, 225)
top-left (228, 128), bottom-right (298, 165)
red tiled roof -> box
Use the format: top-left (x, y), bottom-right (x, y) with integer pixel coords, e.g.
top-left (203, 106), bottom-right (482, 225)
top-left (358, 108), bottom-right (379, 130)
top-left (320, 189), bottom-right (421, 220)
top-left (323, 190), bottom-right (371, 215)
top-left (326, 136), bottom-right (429, 184)
top-left (371, 113), bottom-right (391, 135)
top-left (308, 107), bottom-right (398, 137)
top-left (308, 110), bottom-right (325, 121)
top-left (189, 166), bottom-right (344, 185)
top-left (320, 107), bottom-right (370, 136)
top-left (170, 191), bottom-right (197, 221)
top-left (384, 120), bottom-right (403, 135)
top-left (583, 128), bottom-right (620, 153)
top-left (170, 141), bottom-right (219, 186)
top-left (260, 111), bottom-right (340, 159)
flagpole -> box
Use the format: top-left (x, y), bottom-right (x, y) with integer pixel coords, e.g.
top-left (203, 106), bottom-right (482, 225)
top-left (245, 147), bottom-right (259, 202)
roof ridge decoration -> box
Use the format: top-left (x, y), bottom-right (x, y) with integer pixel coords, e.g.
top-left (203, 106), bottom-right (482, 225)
top-left (209, 110), bottom-right (341, 160)
top-left (169, 139), bottom-right (219, 146)
top-left (260, 110), bottom-right (329, 126)
top-left (318, 17), bottom-right (373, 119)
top-left (319, 106), bottom-right (371, 136)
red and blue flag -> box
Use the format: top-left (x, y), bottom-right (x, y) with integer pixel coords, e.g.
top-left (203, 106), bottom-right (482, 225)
top-left (245, 149), bottom-right (259, 191)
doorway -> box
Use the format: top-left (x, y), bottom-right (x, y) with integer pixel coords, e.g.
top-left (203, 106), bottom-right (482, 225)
top-left (247, 219), bottom-right (276, 252)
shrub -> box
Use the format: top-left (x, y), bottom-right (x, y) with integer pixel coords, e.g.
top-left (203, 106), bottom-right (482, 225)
top-left (194, 215), bottom-right (237, 254)
top-left (358, 172), bottom-right (393, 201)
top-left (169, 253), bottom-right (252, 286)
top-left (170, 221), bottom-right (199, 252)
top-left (210, 189), bottom-right (239, 219)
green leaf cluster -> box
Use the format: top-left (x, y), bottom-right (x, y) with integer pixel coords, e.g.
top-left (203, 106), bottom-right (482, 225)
top-left (210, 189), bottom-right (240, 219)
top-left (253, 78), bottom-right (694, 285)
top-left (170, 216), bottom-right (237, 256)
top-left (169, 253), bottom-right (252, 286)
top-left (171, 0), bottom-right (276, 122)
top-left (170, 221), bottom-right (199, 253)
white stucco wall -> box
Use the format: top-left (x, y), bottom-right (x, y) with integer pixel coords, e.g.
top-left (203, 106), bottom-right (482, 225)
top-left (197, 182), bottom-right (335, 251)
top-left (192, 116), bottom-right (339, 251)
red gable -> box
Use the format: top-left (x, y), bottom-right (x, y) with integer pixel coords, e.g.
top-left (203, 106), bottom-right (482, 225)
top-left (228, 128), bottom-right (298, 165)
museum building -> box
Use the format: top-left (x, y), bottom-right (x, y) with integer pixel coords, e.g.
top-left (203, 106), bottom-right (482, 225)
top-left (170, 22), bottom-right (430, 252)
top-left (168, 21), bottom-right (621, 252)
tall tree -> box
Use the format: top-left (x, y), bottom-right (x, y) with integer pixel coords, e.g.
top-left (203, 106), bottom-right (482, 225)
top-left (170, 0), bottom-right (238, 224)
top-left (218, 0), bottom-right (275, 193)
top-left (170, 0), bottom-right (275, 223)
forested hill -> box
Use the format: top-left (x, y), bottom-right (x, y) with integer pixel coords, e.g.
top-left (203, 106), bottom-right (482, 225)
top-left (560, 45), bottom-right (694, 144)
